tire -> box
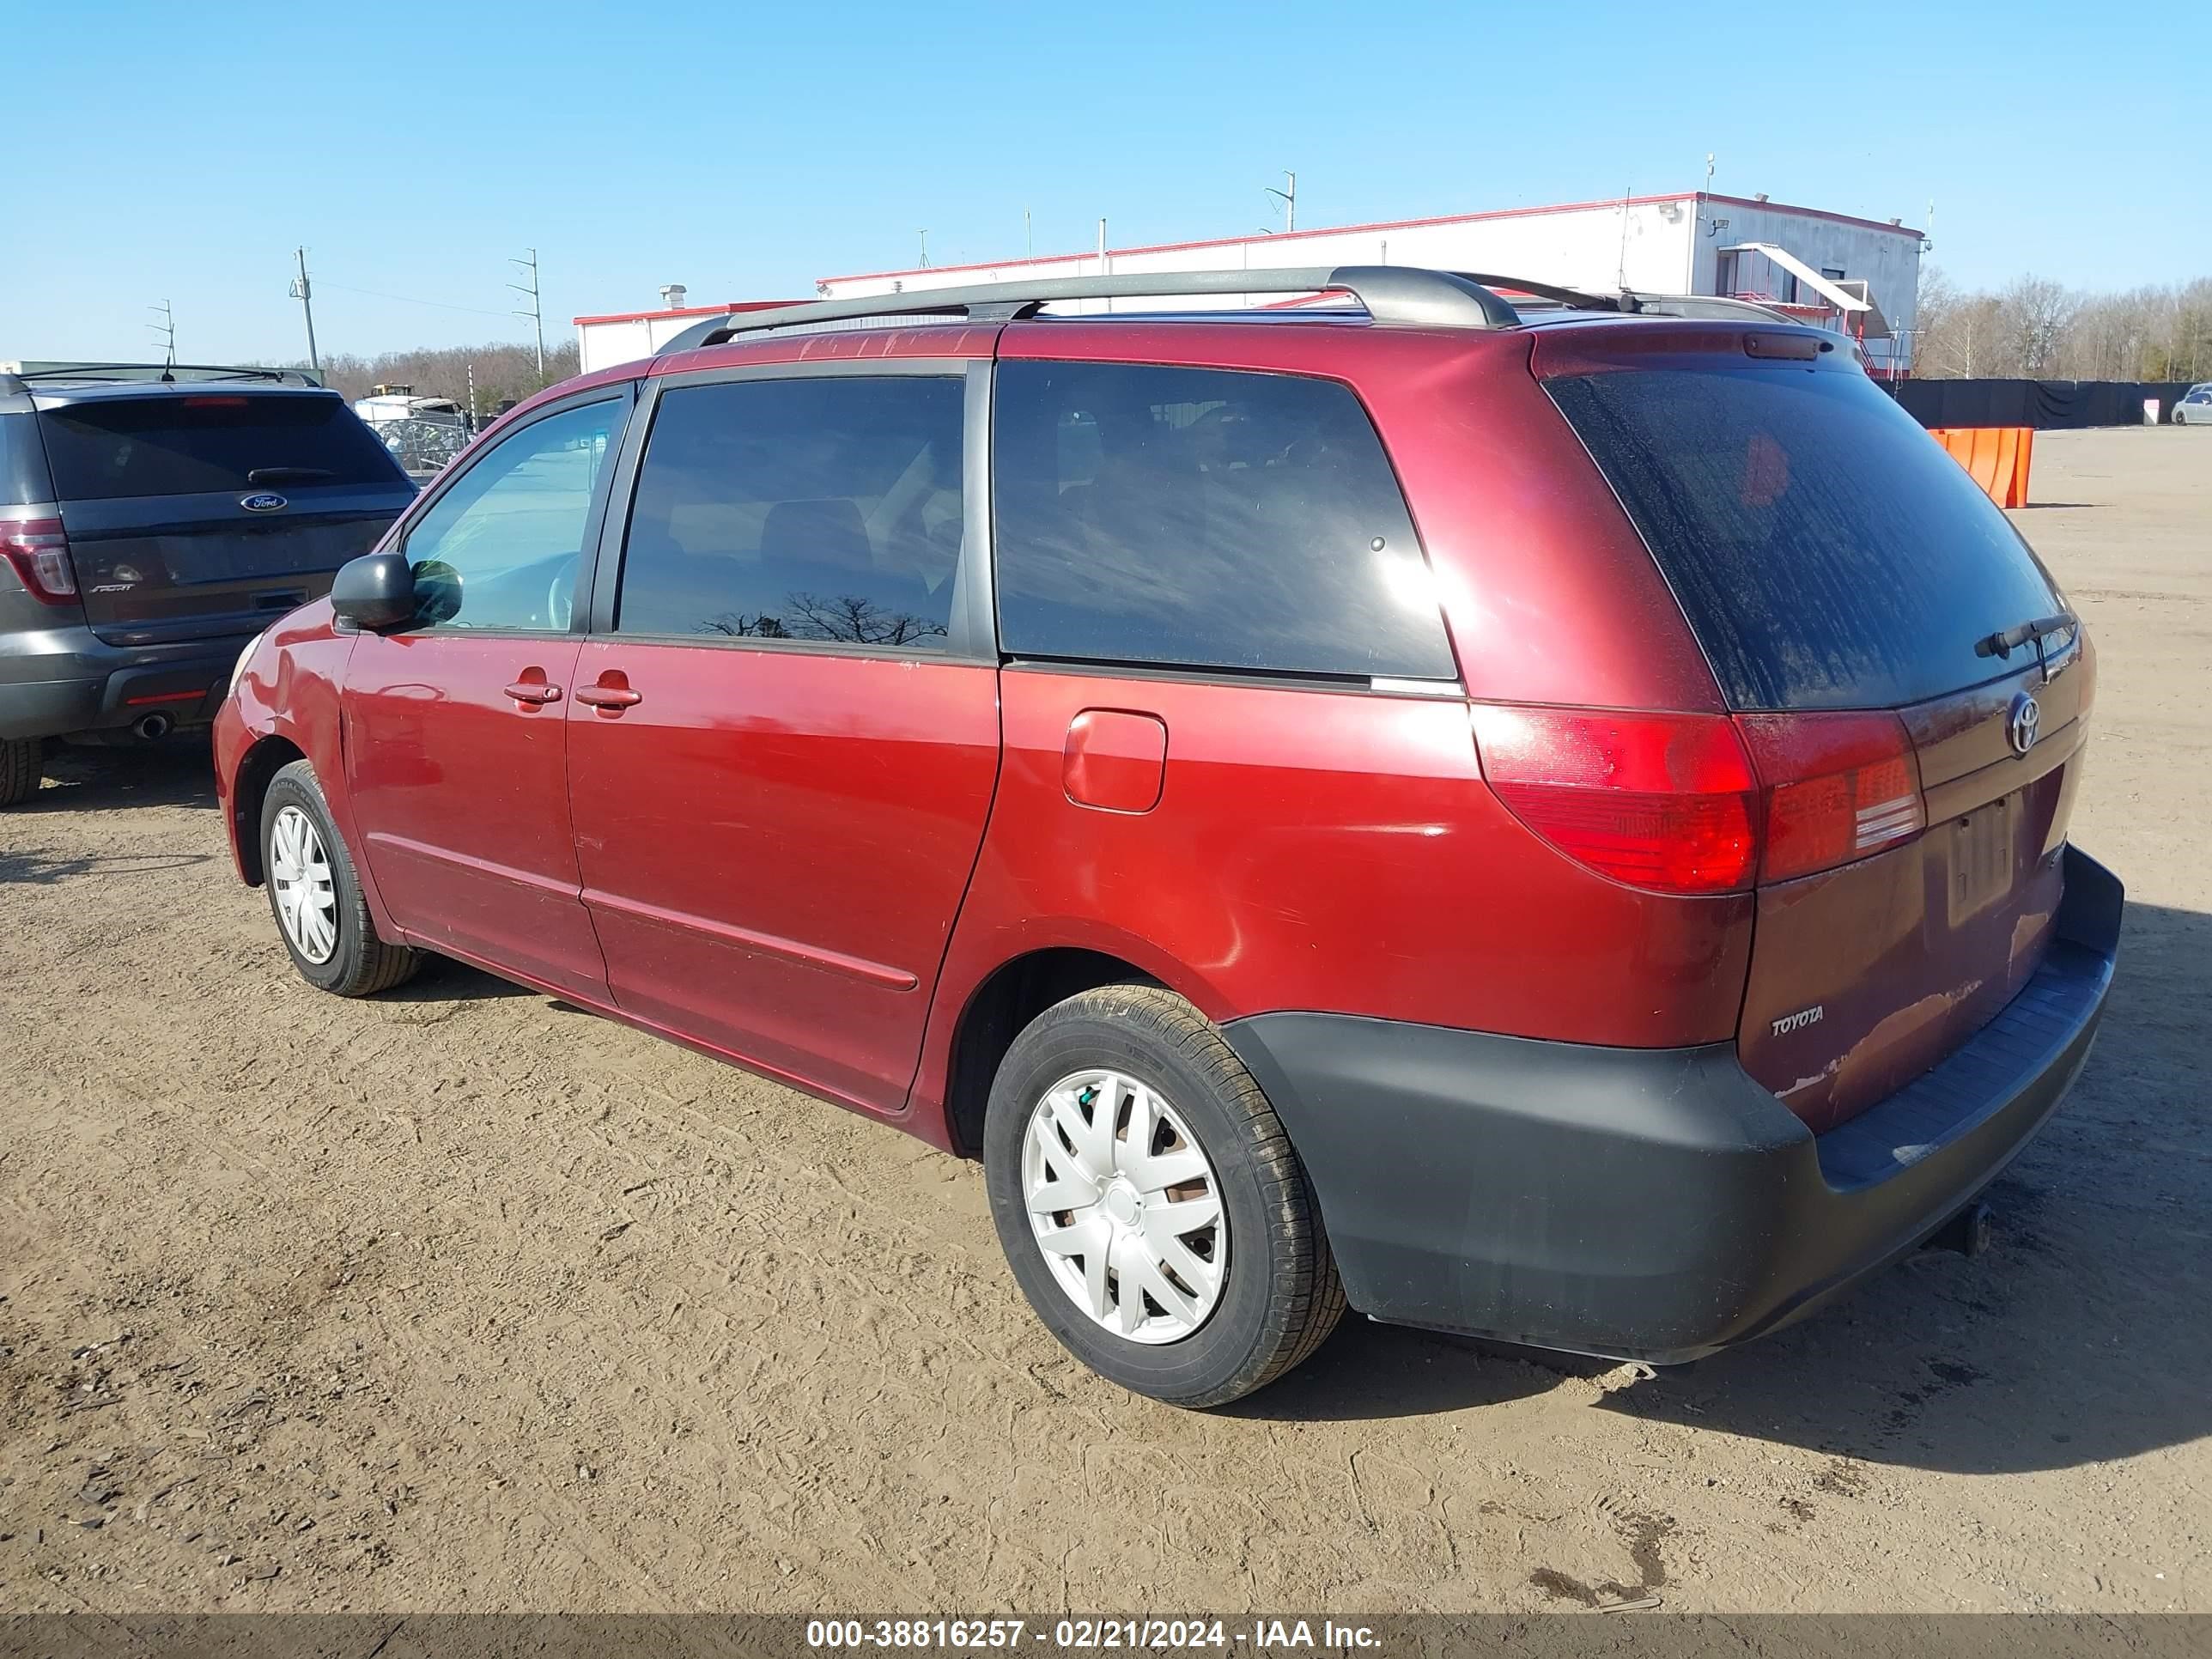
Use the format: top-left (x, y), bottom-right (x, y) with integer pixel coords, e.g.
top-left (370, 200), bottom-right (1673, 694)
top-left (983, 984), bottom-right (1345, 1407)
top-left (258, 759), bottom-right (420, 997)
top-left (0, 738), bottom-right (40, 807)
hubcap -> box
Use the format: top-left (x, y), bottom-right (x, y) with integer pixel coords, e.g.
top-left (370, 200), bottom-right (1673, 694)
top-left (269, 805), bottom-right (339, 965)
top-left (1021, 1069), bottom-right (1227, 1345)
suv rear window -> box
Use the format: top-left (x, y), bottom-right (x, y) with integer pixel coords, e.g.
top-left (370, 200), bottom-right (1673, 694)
top-left (992, 362), bottom-right (1456, 680)
top-left (1547, 366), bottom-right (2064, 710)
top-left (35, 393), bottom-right (403, 501)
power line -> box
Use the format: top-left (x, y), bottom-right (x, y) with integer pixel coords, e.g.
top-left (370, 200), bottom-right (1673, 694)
top-left (316, 280), bottom-right (519, 319)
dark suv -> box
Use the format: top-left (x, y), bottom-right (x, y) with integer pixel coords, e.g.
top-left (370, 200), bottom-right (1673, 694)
top-left (212, 268), bottom-right (2120, 1407)
top-left (0, 365), bottom-right (416, 804)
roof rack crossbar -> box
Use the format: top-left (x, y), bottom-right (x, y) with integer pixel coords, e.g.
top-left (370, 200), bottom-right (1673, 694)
top-left (660, 265), bottom-right (1522, 352)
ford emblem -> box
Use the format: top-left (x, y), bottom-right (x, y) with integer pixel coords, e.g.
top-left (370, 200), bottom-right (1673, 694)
top-left (240, 492), bottom-right (288, 513)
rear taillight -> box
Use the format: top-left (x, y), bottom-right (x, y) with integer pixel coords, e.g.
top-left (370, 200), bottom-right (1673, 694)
top-left (1470, 706), bottom-right (1759, 896)
top-left (0, 518), bottom-right (78, 605)
top-left (1736, 711), bottom-right (1924, 883)
top-left (1472, 703), bottom-right (1929, 896)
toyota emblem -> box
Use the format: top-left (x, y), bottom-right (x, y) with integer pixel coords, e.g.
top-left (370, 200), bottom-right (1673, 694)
top-left (2008, 692), bottom-right (2041, 757)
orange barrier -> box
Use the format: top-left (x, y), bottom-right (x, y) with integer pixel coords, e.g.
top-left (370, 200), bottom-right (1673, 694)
top-left (1927, 426), bottom-right (2035, 508)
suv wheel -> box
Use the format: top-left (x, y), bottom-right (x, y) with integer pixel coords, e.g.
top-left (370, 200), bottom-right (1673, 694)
top-left (983, 985), bottom-right (1344, 1407)
top-left (259, 760), bottom-right (420, 997)
top-left (0, 738), bottom-right (40, 807)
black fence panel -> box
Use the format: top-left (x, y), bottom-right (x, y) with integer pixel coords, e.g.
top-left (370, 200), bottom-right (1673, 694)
top-left (1889, 379), bottom-right (2198, 429)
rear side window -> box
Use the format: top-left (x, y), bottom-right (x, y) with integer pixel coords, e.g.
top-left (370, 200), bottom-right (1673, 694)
top-left (0, 410), bottom-right (52, 505)
top-left (1547, 367), bottom-right (2063, 710)
top-left (617, 376), bottom-right (964, 650)
top-left (992, 362), bottom-right (1455, 680)
top-left (35, 394), bottom-right (404, 501)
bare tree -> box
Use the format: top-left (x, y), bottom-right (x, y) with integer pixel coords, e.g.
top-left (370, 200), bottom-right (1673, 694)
top-left (251, 339), bottom-right (581, 412)
top-left (1913, 267), bottom-right (2210, 380)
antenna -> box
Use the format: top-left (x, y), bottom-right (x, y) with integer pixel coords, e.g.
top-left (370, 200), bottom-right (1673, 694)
top-left (1024, 207), bottom-right (1032, 260)
top-left (507, 248), bottom-right (546, 386)
top-left (1264, 170), bottom-right (1297, 232)
top-left (1616, 184), bottom-right (1633, 290)
top-left (1705, 152), bottom-right (1716, 190)
top-left (918, 229), bottom-right (930, 268)
top-left (147, 301), bottom-right (176, 375)
top-left (289, 247), bottom-right (321, 378)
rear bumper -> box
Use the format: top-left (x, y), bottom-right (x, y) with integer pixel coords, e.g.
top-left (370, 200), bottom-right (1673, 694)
top-left (0, 624), bottom-right (251, 741)
top-left (1222, 845), bottom-right (2123, 1364)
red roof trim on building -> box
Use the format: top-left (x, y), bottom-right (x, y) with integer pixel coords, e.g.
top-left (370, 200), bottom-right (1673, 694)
top-left (818, 192), bottom-right (1923, 289)
top-left (1704, 194), bottom-right (1923, 240)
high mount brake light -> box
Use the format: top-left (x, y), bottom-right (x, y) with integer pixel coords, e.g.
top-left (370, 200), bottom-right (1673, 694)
top-left (1471, 704), bottom-right (1928, 896)
top-left (0, 518), bottom-right (78, 605)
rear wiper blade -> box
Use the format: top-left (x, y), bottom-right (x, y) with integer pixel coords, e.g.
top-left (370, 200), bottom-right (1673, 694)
top-left (1975, 611), bottom-right (2075, 659)
top-left (246, 466), bottom-right (334, 484)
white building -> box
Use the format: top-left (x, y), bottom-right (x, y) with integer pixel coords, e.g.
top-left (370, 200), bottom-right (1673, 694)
top-left (574, 300), bottom-right (799, 374)
top-left (578, 190), bottom-right (1926, 374)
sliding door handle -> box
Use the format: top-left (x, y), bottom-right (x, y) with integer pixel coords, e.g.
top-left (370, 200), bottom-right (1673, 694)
top-left (575, 680), bottom-right (641, 710)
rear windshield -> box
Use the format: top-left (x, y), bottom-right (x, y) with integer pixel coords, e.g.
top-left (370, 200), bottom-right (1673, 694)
top-left (1547, 366), bottom-right (2063, 710)
top-left (36, 393), bottom-right (404, 501)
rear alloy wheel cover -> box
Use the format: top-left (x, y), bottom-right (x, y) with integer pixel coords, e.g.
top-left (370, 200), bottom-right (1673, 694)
top-left (1020, 1069), bottom-right (1227, 1345)
top-left (269, 804), bottom-right (339, 964)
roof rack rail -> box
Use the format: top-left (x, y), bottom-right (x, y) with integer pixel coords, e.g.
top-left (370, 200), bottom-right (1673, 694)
top-left (6, 362), bottom-right (324, 387)
top-left (1620, 293), bottom-right (1798, 322)
top-left (1450, 272), bottom-right (1627, 312)
top-left (659, 265), bottom-right (1522, 352)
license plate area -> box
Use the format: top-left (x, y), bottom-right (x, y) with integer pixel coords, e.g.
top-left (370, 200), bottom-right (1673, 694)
top-left (1948, 793), bottom-right (2018, 924)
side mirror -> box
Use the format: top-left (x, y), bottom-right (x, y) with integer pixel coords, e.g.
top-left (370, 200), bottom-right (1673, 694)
top-left (331, 550), bottom-right (416, 633)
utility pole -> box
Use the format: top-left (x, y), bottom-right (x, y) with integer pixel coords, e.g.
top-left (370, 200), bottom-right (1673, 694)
top-left (148, 301), bottom-right (176, 368)
top-left (508, 248), bottom-right (546, 386)
top-left (1265, 171), bottom-right (1296, 232)
top-left (289, 247), bottom-right (321, 378)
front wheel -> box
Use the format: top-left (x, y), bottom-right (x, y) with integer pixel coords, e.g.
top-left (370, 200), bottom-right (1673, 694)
top-left (259, 760), bottom-right (420, 997)
top-left (983, 985), bottom-right (1344, 1407)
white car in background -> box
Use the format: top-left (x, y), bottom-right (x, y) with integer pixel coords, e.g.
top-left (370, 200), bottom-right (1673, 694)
top-left (2176, 384), bottom-right (2212, 424)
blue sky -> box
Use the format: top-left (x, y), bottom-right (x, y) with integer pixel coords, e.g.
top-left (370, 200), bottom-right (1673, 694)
top-left (5, 0), bottom-right (2204, 364)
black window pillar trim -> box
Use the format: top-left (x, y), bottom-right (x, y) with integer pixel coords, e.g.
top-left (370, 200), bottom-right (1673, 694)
top-left (584, 356), bottom-right (999, 662)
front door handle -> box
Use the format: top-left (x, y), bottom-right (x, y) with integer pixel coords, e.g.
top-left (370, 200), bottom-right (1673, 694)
top-left (574, 675), bottom-right (641, 711)
top-left (504, 672), bottom-right (562, 706)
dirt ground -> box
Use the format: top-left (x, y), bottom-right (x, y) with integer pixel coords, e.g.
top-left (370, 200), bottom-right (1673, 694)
top-left (1, 427), bottom-right (2207, 1617)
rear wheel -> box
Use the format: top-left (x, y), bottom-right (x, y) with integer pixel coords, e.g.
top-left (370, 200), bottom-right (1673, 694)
top-left (983, 984), bottom-right (1344, 1407)
top-left (0, 738), bottom-right (40, 807)
top-left (259, 760), bottom-right (419, 997)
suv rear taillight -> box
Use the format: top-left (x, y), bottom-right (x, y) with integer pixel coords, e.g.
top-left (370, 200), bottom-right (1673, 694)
top-left (1471, 704), bottom-right (1927, 896)
top-left (0, 518), bottom-right (79, 605)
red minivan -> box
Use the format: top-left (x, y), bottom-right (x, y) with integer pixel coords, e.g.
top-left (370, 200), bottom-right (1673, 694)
top-left (213, 268), bottom-right (2120, 1407)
